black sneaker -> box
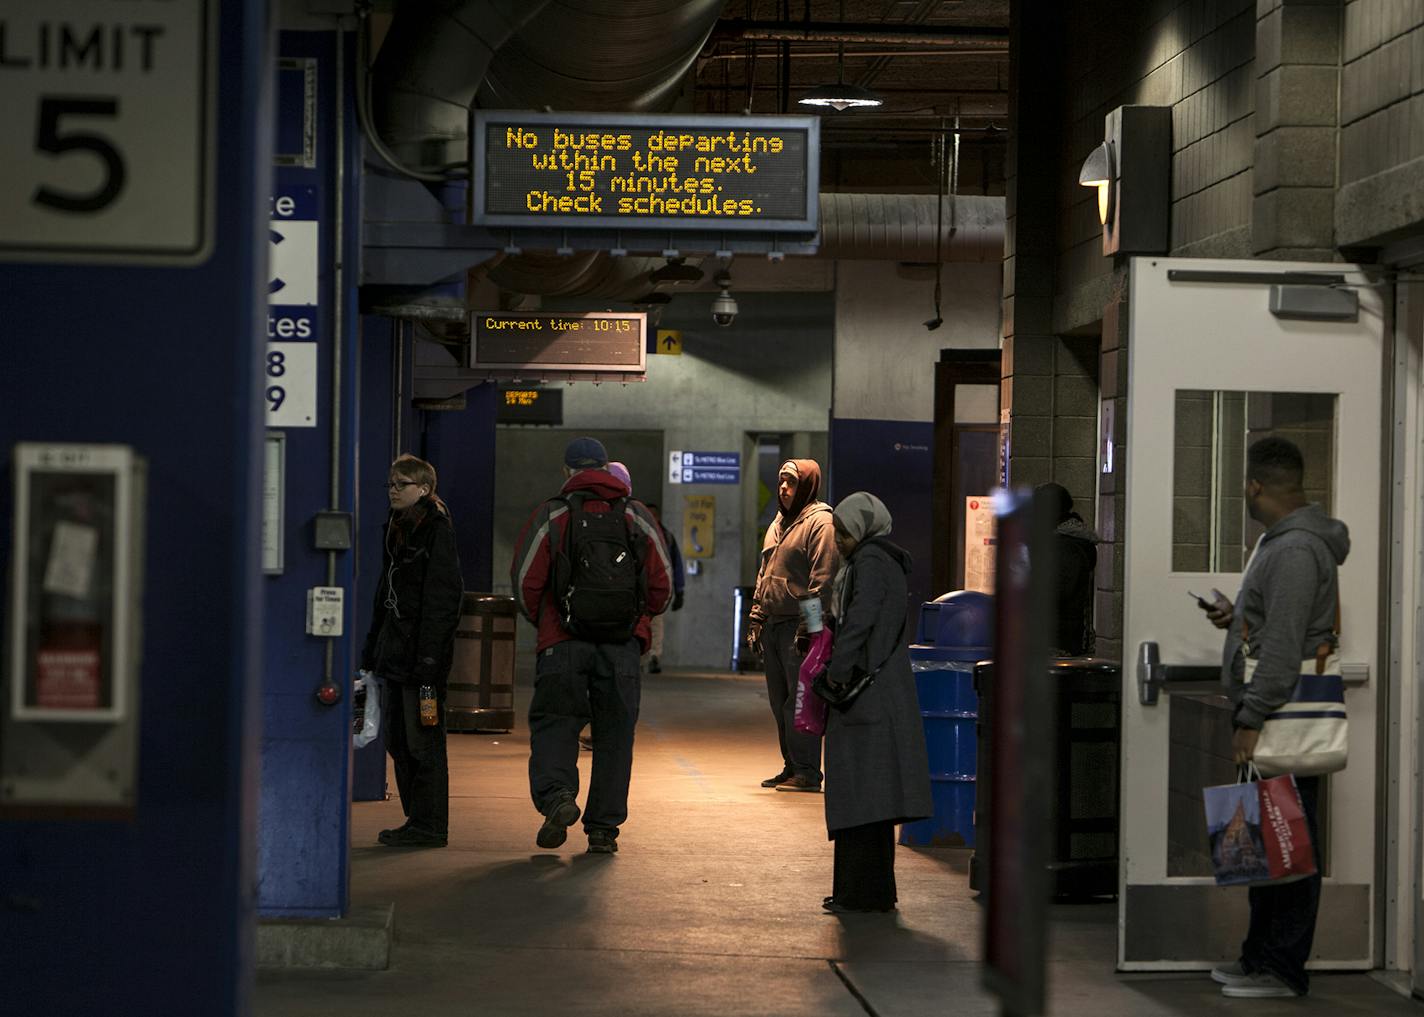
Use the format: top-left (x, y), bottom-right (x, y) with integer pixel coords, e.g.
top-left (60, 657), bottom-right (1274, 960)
top-left (378, 826), bottom-right (447, 848)
top-left (586, 829), bottom-right (619, 854)
top-left (536, 796), bottom-right (582, 849)
top-left (647, 656), bottom-right (662, 674)
top-left (775, 774), bottom-right (822, 793)
top-left (761, 769), bottom-right (793, 788)
top-left (377, 820), bottom-right (411, 844)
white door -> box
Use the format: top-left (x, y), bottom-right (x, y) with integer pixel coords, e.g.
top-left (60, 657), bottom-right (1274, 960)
top-left (1119, 257), bottom-right (1385, 970)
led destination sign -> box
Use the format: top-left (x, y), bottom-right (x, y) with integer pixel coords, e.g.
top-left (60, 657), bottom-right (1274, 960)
top-left (473, 112), bottom-right (818, 234)
top-left (471, 311), bottom-right (647, 374)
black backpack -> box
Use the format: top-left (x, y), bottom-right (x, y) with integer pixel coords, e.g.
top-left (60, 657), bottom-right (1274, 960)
top-left (551, 493), bottom-right (645, 642)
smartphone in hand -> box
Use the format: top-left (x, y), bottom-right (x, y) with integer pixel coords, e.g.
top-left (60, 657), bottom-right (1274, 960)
top-left (1187, 591), bottom-right (1212, 611)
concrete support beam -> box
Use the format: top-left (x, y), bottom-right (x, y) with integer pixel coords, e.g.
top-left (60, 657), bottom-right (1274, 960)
top-left (1253, 0), bottom-right (1344, 258)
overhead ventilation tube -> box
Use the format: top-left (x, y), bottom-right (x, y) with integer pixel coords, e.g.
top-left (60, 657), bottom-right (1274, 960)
top-left (372, 0), bottom-right (728, 299)
top-left (817, 193), bottom-right (1003, 264)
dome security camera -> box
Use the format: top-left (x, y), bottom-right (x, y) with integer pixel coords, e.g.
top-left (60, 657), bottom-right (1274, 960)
top-left (710, 290), bottom-right (739, 327)
top-left (710, 268), bottom-right (737, 326)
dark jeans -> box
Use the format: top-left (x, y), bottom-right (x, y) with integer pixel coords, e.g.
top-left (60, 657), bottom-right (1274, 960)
top-left (831, 820), bottom-right (898, 910)
top-left (1241, 774), bottom-right (1322, 995)
top-left (385, 680), bottom-right (449, 837)
top-left (763, 617), bottom-right (823, 783)
top-left (528, 639), bottom-right (641, 835)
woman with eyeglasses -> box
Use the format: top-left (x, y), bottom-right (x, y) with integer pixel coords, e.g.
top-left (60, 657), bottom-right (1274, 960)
top-left (359, 453), bottom-right (464, 848)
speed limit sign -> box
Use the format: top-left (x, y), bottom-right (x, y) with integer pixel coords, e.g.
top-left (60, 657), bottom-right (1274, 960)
top-left (0, 1), bottom-right (216, 264)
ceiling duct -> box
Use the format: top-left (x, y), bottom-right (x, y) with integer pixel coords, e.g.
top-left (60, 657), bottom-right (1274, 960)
top-left (372, 0), bottom-right (727, 301)
top-left (478, 0), bottom-right (728, 113)
top-left (817, 193), bottom-right (1002, 263)
top-left (370, 1), bottom-right (556, 174)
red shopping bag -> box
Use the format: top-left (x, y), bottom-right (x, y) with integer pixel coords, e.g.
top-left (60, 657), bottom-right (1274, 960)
top-left (1203, 766), bottom-right (1315, 887)
top-left (793, 628), bottom-right (833, 736)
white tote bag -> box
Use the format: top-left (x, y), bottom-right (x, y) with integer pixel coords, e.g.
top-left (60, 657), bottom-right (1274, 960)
top-left (1243, 654), bottom-right (1347, 777)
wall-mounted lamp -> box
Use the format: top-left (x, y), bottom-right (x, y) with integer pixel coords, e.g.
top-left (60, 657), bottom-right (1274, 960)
top-left (1078, 141), bottom-right (1114, 227)
top-left (1081, 105), bottom-right (1171, 256)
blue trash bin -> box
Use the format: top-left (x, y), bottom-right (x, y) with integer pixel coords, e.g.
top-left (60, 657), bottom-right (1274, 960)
top-left (899, 591), bottom-right (993, 848)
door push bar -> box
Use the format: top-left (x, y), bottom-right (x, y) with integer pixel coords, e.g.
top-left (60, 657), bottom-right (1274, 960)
top-left (1136, 641), bottom-right (1221, 705)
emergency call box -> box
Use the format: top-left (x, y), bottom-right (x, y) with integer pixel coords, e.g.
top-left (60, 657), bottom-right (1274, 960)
top-left (4, 443), bottom-right (146, 812)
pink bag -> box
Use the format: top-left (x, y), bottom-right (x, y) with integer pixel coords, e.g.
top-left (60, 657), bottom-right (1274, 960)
top-left (794, 628), bottom-right (834, 736)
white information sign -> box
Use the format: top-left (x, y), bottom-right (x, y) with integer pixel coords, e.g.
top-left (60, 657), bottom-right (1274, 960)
top-left (262, 433), bottom-right (285, 575)
top-left (0, 1), bottom-right (216, 263)
top-left (266, 341), bottom-right (317, 428)
top-left (964, 496), bottom-right (996, 594)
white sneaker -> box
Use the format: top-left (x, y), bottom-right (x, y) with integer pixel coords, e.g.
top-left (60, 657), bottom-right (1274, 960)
top-left (1210, 961), bottom-right (1250, 986)
top-left (1220, 971), bottom-right (1296, 998)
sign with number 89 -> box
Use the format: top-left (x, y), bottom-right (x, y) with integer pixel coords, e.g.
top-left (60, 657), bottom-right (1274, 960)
top-left (265, 342), bottom-right (316, 427)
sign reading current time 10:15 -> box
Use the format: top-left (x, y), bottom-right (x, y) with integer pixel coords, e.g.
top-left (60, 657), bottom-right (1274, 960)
top-left (473, 111), bottom-right (819, 235)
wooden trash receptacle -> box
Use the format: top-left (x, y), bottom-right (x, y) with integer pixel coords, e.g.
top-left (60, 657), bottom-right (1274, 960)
top-left (446, 593), bottom-right (516, 733)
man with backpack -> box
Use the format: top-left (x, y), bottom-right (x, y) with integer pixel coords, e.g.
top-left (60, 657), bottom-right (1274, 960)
top-left (511, 437), bottom-right (673, 854)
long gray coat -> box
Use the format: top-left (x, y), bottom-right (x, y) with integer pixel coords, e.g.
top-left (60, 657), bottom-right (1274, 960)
top-left (823, 539), bottom-right (933, 835)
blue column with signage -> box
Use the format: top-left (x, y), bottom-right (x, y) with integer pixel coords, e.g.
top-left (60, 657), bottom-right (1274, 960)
top-left (255, 30), bottom-right (362, 919)
top-left (0, 2), bottom-right (270, 1014)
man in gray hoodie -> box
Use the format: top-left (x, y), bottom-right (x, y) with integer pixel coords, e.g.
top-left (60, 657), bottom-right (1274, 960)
top-left (1201, 436), bottom-right (1348, 1000)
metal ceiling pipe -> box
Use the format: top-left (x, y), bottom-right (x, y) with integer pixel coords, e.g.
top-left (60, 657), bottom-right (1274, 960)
top-left (486, 252), bottom-right (668, 300)
top-left (374, 0), bottom-right (726, 297)
top-left (370, 0), bottom-right (555, 174)
top-left (817, 193), bottom-right (1004, 263)
top-left (709, 20), bottom-right (1009, 49)
top-left (479, 0), bottom-right (728, 112)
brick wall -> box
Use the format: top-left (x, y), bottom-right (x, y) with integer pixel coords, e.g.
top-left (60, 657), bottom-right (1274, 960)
top-left (1336, 0), bottom-right (1424, 248)
top-left (1054, 0), bottom-right (1258, 334)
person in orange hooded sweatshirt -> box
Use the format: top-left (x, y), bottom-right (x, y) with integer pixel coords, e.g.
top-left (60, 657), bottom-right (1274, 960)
top-left (746, 459), bottom-right (839, 793)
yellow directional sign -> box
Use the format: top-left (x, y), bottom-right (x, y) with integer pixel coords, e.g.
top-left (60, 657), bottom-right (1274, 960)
top-left (683, 495), bottom-right (715, 558)
top-left (655, 329), bottom-right (683, 356)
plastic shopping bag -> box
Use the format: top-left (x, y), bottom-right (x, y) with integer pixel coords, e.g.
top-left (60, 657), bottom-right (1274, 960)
top-left (1203, 765), bottom-right (1315, 887)
top-left (793, 628), bottom-right (833, 736)
top-left (353, 671), bottom-right (384, 749)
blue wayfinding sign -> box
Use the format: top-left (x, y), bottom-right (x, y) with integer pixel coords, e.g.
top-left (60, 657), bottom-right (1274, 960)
top-left (669, 451), bottom-right (741, 485)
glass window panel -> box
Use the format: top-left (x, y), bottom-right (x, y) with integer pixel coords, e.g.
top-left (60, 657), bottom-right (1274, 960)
top-left (1171, 391), bottom-right (1336, 574)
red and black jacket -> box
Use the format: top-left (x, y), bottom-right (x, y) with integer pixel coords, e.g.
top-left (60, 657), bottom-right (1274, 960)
top-left (510, 470), bottom-right (673, 653)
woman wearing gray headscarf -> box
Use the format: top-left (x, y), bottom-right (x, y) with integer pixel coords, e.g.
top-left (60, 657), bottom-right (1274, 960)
top-left (820, 492), bottom-right (932, 914)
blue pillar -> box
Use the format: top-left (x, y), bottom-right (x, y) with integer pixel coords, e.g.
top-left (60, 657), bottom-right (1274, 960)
top-left (421, 383), bottom-right (498, 594)
top-left (0, 2), bottom-right (271, 1013)
top-left (828, 419), bottom-right (937, 608)
top-left (256, 29), bottom-right (362, 918)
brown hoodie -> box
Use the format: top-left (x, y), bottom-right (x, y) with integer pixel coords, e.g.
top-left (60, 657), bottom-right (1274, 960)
top-left (751, 459), bottom-right (840, 623)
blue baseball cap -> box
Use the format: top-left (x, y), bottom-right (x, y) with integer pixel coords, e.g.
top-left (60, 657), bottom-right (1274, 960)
top-left (564, 437), bottom-right (609, 469)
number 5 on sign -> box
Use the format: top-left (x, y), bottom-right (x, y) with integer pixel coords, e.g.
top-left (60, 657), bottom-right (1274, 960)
top-left (0, 2), bottom-right (216, 263)
top-left (265, 342), bottom-right (317, 427)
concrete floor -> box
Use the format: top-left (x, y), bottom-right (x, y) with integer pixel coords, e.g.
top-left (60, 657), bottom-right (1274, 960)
top-left (255, 670), bottom-right (1421, 1016)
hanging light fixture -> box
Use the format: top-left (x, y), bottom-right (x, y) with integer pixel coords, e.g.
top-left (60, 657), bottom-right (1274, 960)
top-left (797, 0), bottom-right (884, 111)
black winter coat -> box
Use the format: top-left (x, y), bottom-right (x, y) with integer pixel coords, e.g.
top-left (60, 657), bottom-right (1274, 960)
top-left (823, 538), bottom-right (933, 835)
top-left (360, 500), bottom-right (464, 688)
top-left (1052, 515), bottom-right (1099, 657)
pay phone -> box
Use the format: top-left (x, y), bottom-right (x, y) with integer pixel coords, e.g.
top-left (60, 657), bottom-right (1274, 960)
top-left (3, 443), bottom-right (145, 813)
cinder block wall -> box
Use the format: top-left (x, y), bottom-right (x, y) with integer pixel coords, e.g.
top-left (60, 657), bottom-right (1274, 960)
top-left (1006, 0), bottom-right (1424, 658)
top-left (1336, 0), bottom-right (1424, 249)
top-left (1055, 0), bottom-right (1260, 334)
